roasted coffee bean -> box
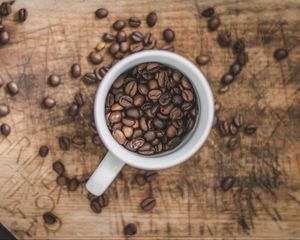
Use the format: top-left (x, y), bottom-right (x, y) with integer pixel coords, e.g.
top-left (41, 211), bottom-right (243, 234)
top-left (201, 7), bottom-right (214, 17)
top-left (181, 77), bottom-right (192, 89)
top-left (90, 199), bottom-right (102, 213)
top-left (220, 176), bottom-right (235, 191)
top-left (122, 126), bottom-right (133, 138)
top-left (0, 104), bottom-right (9, 117)
top-left (113, 75), bottom-right (125, 88)
top-left (52, 160), bottom-right (65, 175)
top-left (274, 48), bottom-right (288, 60)
top-left (208, 16), bottom-right (220, 31)
top-left (237, 52), bottom-right (248, 66)
top-left (92, 134), bottom-right (102, 145)
top-left (59, 136), bottom-right (71, 151)
top-left (227, 136), bottom-right (239, 150)
top-left (47, 74), bottom-right (60, 87)
top-left (98, 194), bottom-right (109, 207)
top-left (0, 30), bottom-right (9, 45)
top-left (124, 223), bottom-right (137, 236)
top-left (6, 81), bottom-right (19, 95)
top-left (130, 31), bottom-right (143, 43)
top-left (128, 17), bottom-right (141, 27)
top-left (148, 79), bottom-right (158, 90)
top-left (112, 122), bottom-right (123, 131)
top-left (146, 11), bottom-right (157, 27)
top-left (43, 97), bottom-right (56, 109)
top-left (170, 107), bottom-right (183, 120)
top-left (109, 111), bottom-right (122, 123)
top-left (168, 137), bottom-right (180, 149)
top-left (125, 81), bottom-right (137, 96)
top-left (111, 103), bottom-right (123, 111)
top-left (17, 8), bottom-right (28, 22)
top-left (163, 28), bottom-right (175, 42)
top-left (95, 66), bottom-right (109, 81)
top-left (221, 73), bottom-right (234, 85)
top-left (119, 95), bottom-right (133, 108)
top-left (218, 85), bottom-right (229, 93)
top-left (0, 123), bottom-right (10, 136)
top-left (82, 72), bottom-right (97, 85)
top-left (148, 89), bottom-right (162, 100)
top-left (217, 31), bottom-right (231, 47)
top-left (144, 131), bottom-right (156, 142)
top-left (172, 95), bottom-right (183, 105)
top-left (233, 39), bottom-right (245, 54)
top-left (95, 42), bottom-right (106, 51)
top-left (133, 94), bottom-right (145, 106)
top-left (161, 44), bottom-right (174, 52)
top-left (134, 173), bottom-right (146, 185)
top-left (74, 91), bottom-right (86, 106)
top-left (159, 92), bottom-right (171, 106)
top-left (144, 171), bottom-right (158, 182)
top-left (139, 143), bottom-right (152, 151)
top-left (71, 64), bottom-right (81, 78)
top-left (95, 8), bottom-right (108, 19)
top-left (0, 2), bottom-right (11, 16)
top-left (132, 129), bottom-right (143, 138)
top-left (153, 118), bottom-right (165, 129)
top-left (56, 175), bottom-right (68, 186)
top-left (233, 114), bottom-right (243, 128)
top-left (140, 197), bottom-right (156, 211)
top-left (68, 104), bottom-right (79, 116)
top-left (182, 89), bottom-right (194, 102)
top-left (126, 138), bottom-right (145, 151)
top-left (68, 178), bottom-right (79, 191)
top-left (122, 118), bottom-right (135, 127)
top-left (116, 31), bottom-right (127, 43)
top-left (229, 123), bottom-right (238, 135)
top-left (43, 212), bottom-right (57, 225)
top-left (109, 42), bottom-right (120, 55)
top-left (89, 52), bottom-right (103, 65)
top-left (138, 84), bottom-right (149, 95)
top-left (166, 125), bottom-right (176, 138)
top-left (72, 136), bottom-right (85, 148)
top-left (113, 20), bottom-right (126, 30)
top-left (103, 32), bottom-right (115, 42)
top-left (143, 33), bottom-right (154, 46)
top-left (112, 129), bottom-right (126, 144)
top-left (130, 42), bottom-right (144, 53)
top-left (244, 124), bottom-right (257, 134)
top-left (196, 55), bottom-right (210, 65)
top-left (160, 103), bottom-right (174, 115)
top-left (139, 117), bottom-right (148, 131)
top-left (230, 63), bottom-right (241, 76)
top-left (182, 102), bottom-right (193, 111)
top-left (126, 107), bottom-right (140, 119)
top-left (39, 145), bottom-right (49, 157)
top-left (219, 121), bottom-right (229, 136)
top-left (120, 42), bottom-right (130, 53)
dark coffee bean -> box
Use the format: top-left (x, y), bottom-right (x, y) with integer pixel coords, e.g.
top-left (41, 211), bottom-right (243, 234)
top-left (0, 30), bottom-right (9, 45)
top-left (168, 137), bottom-right (181, 150)
top-left (196, 55), bottom-right (210, 65)
top-left (95, 8), bottom-right (108, 19)
top-left (113, 75), bottom-right (125, 88)
top-left (116, 31), bottom-right (127, 43)
top-left (68, 104), bottom-right (79, 117)
top-left (144, 131), bottom-right (156, 142)
top-left (52, 160), bottom-right (65, 175)
top-left (109, 42), bottom-right (120, 55)
top-left (82, 72), bottom-right (97, 85)
top-left (166, 125), bottom-right (176, 138)
top-left (217, 31), bottom-right (231, 47)
top-left (163, 28), bottom-right (175, 42)
top-left (170, 107), bottom-right (183, 120)
top-left (160, 103), bottom-right (174, 115)
top-left (71, 64), bottom-right (81, 78)
top-left (109, 111), bottom-right (122, 123)
top-left (92, 134), bottom-right (102, 145)
top-left (138, 148), bottom-right (155, 155)
top-left (74, 91), bottom-right (86, 106)
top-left (126, 108), bottom-right (140, 119)
top-left (126, 138), bottom-right (145, 151)
top-left (56, 175), bottom-right (68, 186)
top-left (230, 63), bottom-right (241, 76)
top-left (143, 33), bottom-right (154, 46)
top-left (98, 194), bottom-right (109, 207)
top-left (120, 42), bottom-right (130, 53)
top-left (221, 73), bottom-right (234, 85)
top-left (221, 176), bottom-right (235, 191)
top-left (161, 44), bottom-right (175, 51)
top-left (124, 223), bottom-right (137, 236)
top-left (134, 173), bottom-right (146, 186)
top-left (244, 124), bottom-right (257, 134)
top-left (103, 32), bottom-right (115, 42)
top-left (138, 84), bottom-right (149, 95)
top-left (229, 123), bottom-right (238, 135)
top-left (90, 199), bottom-right (102, 213)
top-left (148, 79), bottom-right (158, 90)
top-left (43, 212), bottom-right (57, 225)
top-left (130, 31), bottom-right (143, 43)
top-left (227, 137), bottom-right (239, 150)
top-left (201, 7), bottom-right (214, 17)
top-left (181, 77), bottom-right (192, 89)
top-left (140, 197), bottom-right (156, 211)
top-left (6, 81), bottom-right (19, 95)
top-left (130, 42), bottom-right (144, 53)
top-left (128, 17), bottom-right (141, 27)
top-left (0, 2), bottom-right (11, 16)
top-left (119, 95), bottom-right (133, 108)
top-left (237, 52), bottom-right (248, 66)
top-left (146, 11), bottom-right (157, 27)
top-left (133, 94), bottom-right (145, 106)
top-left (233, 114), bottom-right (243, 128)
top-left (182, 89), bottom-right (194, 102)
top-left (47, 74), bottom-right (61, 87)
top-left (39, 145), bottom-right (49, 157)
top-left (59, 136), bottom-right (71, 151)
top-left (113, 20), bottom-right (126, 30)
top-left (274, 48), bottom-right (288, 60)
top-left (0, 104), bottom-right (9, 117)
top-left (95, 66), bottom-right (109, 81)
top-left (172, 95), bottom-right (183, 105)
top-left (139, 143), bottom-right (152, 151)
top-left (72, 136), bottom-right (85, 148)
top-left (125, 81), bottom-right (137, 96)
top-left (68, 178), bottom-right (79, 191)
top-left (132, 129), bottom-right (143, 138)
top-left (148, 89), bottom-right (162, 100)
top-left (182, 102), bottom-right (193, 111)
top-left (43, 97), bottom-right (56, 109)
top-left (208, 16), bottom-right (220, 31)
top-left (233, 39), bottom-right (245, 54)
top-left (219, 121), bottom-right (229, 136)
top-left (153, 118), bottom-right (165, 129)
top-left (159, 92), bottom-right (171, 106)
top-left (89, 52), bottom-right (103, 65)
top-left (112, 129), bottom-right (126, 144)
top-left (0, 123), bottom-right (10, 136)
top-left (144, 171), bottom-right (158, 182)
top-left (17, 8), bottom-right (28, 22)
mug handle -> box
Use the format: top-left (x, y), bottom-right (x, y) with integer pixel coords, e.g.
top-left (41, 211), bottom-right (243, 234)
top-left (86, 152), bottom-right (125, 196)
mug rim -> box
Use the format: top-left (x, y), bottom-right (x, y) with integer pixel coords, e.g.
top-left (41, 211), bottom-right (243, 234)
top-left (94, 50), bottom-right (214, 170)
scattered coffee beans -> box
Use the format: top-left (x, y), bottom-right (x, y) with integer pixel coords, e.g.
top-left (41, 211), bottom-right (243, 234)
top-left (244, 123), bottom-right (256, 134)
top-left (1, 123), bottom-right (10, 136)
top-left (134, 173), bottom-right (146, 186)
top-left (146, 11), bottom-right (157, 27)
top-left (90, 199), bottom-right (102, 213)
top-left (74, 91), bottom-right (86, 106)
top-left (113, 20), bottom-right (126, 30)
top-left (89, 52), bottom-right (103, 65)
top-left (98, 194), bottom-right (109, 207)
top-left (201, 7), bottom-right (215, 17)
top-left (68, 178), bottom-right (79, 191)
top-left (56, 175), bottom-right (68, 186)
top-left (144, 171), bottom-right (158, 182)
top-left (220, 176), bottom-right (235, 191)
top-left (103, 32), bottom-right (115, 42)
top-left (43, 212), bottom-right (57, 225)
top-left (128, 16), bottom-right (141, 27)
top-left (124, 223), bottom-right (137, 236)
top-left (39, 145), bottom-right (49, 157)
top-left (233, 114), bottom-right (243, 128)
top-left (217, 30), bottom-right (231, 47)
top-left (274, 48), bottom-right (288, 61)
top-left (0, 2), bottom-right (11, 17)
top-left (68, 104), bottom-right (79, 116)
top-left (237, 52), bottom-right (248, 66)
top-left (71, 64), bottom-right (81, 78)
top-left (208, 16), bottom-right (220, 31)
top-left (227, 136), bottom-right (239, 150)
top-left (17, 8), bottom-right (28, 22)
top-left (43, 97), bottom-right (56, 109)
top-left (163, 28), bottom-right (175, 42)
top-left (140, 197), bottom-right (156, 211)
top-left (82, 72), bottom-right (97, 85)
top-left (95, 8), bottom-right (108, 19)
top-left (6, 81), bottom-right (19, 95)
top-left (53, 160), bottom-right (65, 175)
top-left (0, 104), bottom-right (10, 116)
top-left (196, 55), bottom-right (210, 65)
top-left (59, 136), bottom-right (71, 151)
top-left (48, 74), bottom-right (61, 87)
top-left (233, 39), bottom-right (245, 54)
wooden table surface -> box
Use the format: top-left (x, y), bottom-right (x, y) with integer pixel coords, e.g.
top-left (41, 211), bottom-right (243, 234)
top-left (0, 0), bottom-right (299, 239)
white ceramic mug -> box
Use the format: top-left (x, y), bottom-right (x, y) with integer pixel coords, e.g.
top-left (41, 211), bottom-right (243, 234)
top-left (86, 50), bottom-right (214, 196)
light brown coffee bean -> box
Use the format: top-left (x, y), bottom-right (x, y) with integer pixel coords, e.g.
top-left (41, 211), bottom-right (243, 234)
top-left (122, 126), bottom-right (133, 138)
top-left (144, 131), bottom-right (156, 142)
top-left (113, 75), bottom-right (125, 88)
top-left (122, 118), bottom-right (136, 126)
top-left (126, 138), bottom-right (145, 151)
top-left (166, 125), bottom-right (177, 138)
top-left (148, 89), bottom-right (162, 100)
top-left (133, 94), bottom-right (145, 106)
top-left (132, 129), bottom-right (143, 138)
top-left (113, 129), bottom-right (126, 144)
top-left (139, 117), bottom-right (148, 131)
top-left (140, 197), bottom-right (156, 211)
top-left (111, 103), bottom-right (124, 111)
top-left (109, 111), bottom-right (122, 124)
top-left (160, 103), bottom-right (174, 115)
top-left (125, 81), bottom-right (137, 96)
top-left (138, 84), bottom-right (149, 95)
top-left (126, 108), bottom-right (140, 119)
top-left (182, 89), bottom-right (194, 102)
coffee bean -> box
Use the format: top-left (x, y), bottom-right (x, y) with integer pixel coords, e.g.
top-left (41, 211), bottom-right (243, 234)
top-left (56, 175), bottom-right (68, 186)
top-left (201, 7), bottom-right (214, 17)
top-left (229, 123), bottom-right (238, 135)
top-left (109, 42), bottom-right (120, 55)
top-left (227, 136), bottom-right (239, 150)
top-left (89, 52), bottom-right (103, 65)
top-left (47, 74), bottom-right (61, 87)
top-left (130, 42), bottom-right (144, 53)
top-left (128, 17), bottom-right (141, 27)
top-left (6, 81), bottom-right (19, 95)
top-left (59, 136), bottom-right (71, 151)
top-left (72, 135), bottom-right (85, 148)
top-left (218, 85), bottom-right (229, 93)
top-left (166, 125), bottom-right (176, 138)
top-left (237, 52), bottom-right (248, 66)
top-left (159, 92), bottom-right (171, 106)
top-left (16, 8), bottom-right (28, 22)
top-left (109, 111), bottom-right (122, 124)
top-left (170, 107), bottom-right (183, 120)
top-left (112, 129), bottom-right (126, 144)
top-left (125, 81), bottom-right (137, 96)
top-left (124, 223), bottom-right (137, 236)
top-left (103, 32), bottom-right (115, 42)
top-left (95, 66), bottom-right (109, 81)
top-left (161, 44), bottom-right (175, 51)
top-left (181, 77), bottom-right (192, 89)
top-left (217, 31), bottom-right (231, 47)
top-left (143, 33), bottom-right (154, 45)
top-left (140, 197), bottom-right (156, 211)
top-left (43, 212), bottom-right (57, 225)
top-left (115, 31), bottom-right (126, 43)
top-left (144, 131), bottom-right (156, 142)
top-left (274, 48), bottom-right (288, 60)
top-left (160, 103), bottom-right (174, 115)
top-left (111, 103), bottom-right (123, 111)
top-left (130, 31), bottom-right (143, 43)
top-left (126, 138), bottom-right (145, 151)
top-left (144, 171), bottom-right (158, 182)
top-left (0, 104), bottom-right (9, 118)
top-left (220, 176), bottom-right (235, 191)
top-left (95, 8), bottom-right (108, 19)
top-left (92, 134), bottom-right (102, 145)
top-left (90, 199), bottom-right (102, 213)
top-left (0, 2), bottom-right (11, 16)
top-left (208, 16), bottom-right (220, 31)
top-left (233, 114), bottom-right (243, 128)
top-left (82, 72), bottom-right (97, 85)
top-left (219, 121), bottom-right (229, 136)
top-left (196, 55), bottom-right (210, 65)
top-left (95, 42), bottom-right (106, 51)
top-left (139, 117), bottom-right (148, 131)
top-left (133, 94), bottom-right (145, 106)
top-left (148, 89), bottom-right (162, 100)
top-left (0, 29), bottom-right (9, 45)
top-left (163, 28), bottom-right (175, 42)
top-left (153, 118), bottom-right (165, 129)
top-left (68, 178), bottom-right (79, 191)
top-left (132, 129), bottom-right (142, 138)
top-left (138, 84), bottom-right (149, 95)
top-left (182, 89), bottom-right (194, 102)
top-left (71, 64), bottom-right (81, 78)
top-left (122, 126), bottom-right (133, 138)
top-left (43, 97), bottom-right (56, 109)
top-left (0, 123), bottom-right (10, 136)
top-left (134, 173), bottom-right (146, 185)
top-left (126, 107), bottom-right (140, 119)
top-left (233, 39), bottom-right (245, 54)
top-left (39, 145), bottom-right (49, 157)
top-left (120, 42), bottom-right (130, 53)
top-left (74, 91), bottom-right (86, 106)
top-left (146, 11), bottom-right (157, 27)
top-left (98, 194), bottom-right (109, 207)
top-left (221, 73), bottom-right (234, 85)
top-left (113, 20), bottom-right (126, 30)
top-left (230, 63), bottom-right (241, 76)
top-left (68, 104), bottom-right (79, 117)
top-left (244, 124), bottom-right (256, 134)
top-left (52, 160), bottom-right (65, 175)
top-left (172, 95), bottom-right (183, 105)
top-left (182, 102), bottom-right (193, 111)
top-left (119, 95), bottom-right (133, 108)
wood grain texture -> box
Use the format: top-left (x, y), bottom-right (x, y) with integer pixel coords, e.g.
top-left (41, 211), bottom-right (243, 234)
top-left (0, 0), bottom-right (299, 239)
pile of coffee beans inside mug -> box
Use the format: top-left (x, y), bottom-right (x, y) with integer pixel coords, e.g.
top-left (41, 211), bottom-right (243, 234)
top-left (105, 62), bottom-right (199, 155)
